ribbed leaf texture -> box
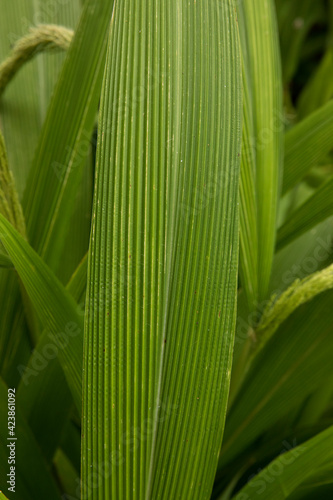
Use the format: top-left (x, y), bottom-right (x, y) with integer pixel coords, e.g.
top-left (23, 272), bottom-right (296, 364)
top-left (237, 0), bottom-right (283, 308)
top-left (82, 1), bottom-right (242, 499)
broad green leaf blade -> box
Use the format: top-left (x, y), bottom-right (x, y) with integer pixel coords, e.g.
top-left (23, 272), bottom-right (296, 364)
top-left (277, 176), bottom-right (333, 250)
top-left (0, 214), bottom-right (83, 411)
top-left (0, 379), bottom-right (62, 500)
top-left (219, 290), bottom-right (333, 468)
top-left (237, 0), bottom-right (283, 306)
top-left (82, 2), bottom-right (242, 499)
top-left (282, 100), bottom-right (333, 194)
top-left (237, 6), bottom-right (259, 311)
top-left (232, 425), bottom-right (333, 500)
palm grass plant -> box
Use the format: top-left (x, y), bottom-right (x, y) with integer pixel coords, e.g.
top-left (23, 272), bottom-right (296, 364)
top-left (0, 0), bottom-right (333, 499)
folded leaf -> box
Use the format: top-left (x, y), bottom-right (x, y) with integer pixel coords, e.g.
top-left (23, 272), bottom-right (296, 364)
top-left (82, 1), bottom-right (242, 499)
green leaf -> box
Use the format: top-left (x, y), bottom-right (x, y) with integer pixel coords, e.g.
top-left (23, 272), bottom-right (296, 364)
top-left (82, 1), bottom-right (242, 499)
top-left (0, 378), bottom-right (62, 500)
top-left (0, 0), bottom-right (81, 389)
top-left (16, 254), bottom-right (87, 462)
top-left (232, 425), bottom-right (333, 500)
top-left (298, 49), bottom-right (333, 119)
top-left (0, 0), bottom-right (111, 392)
top-left (282, 100), bottom-right (333, 194)
top-left (252, 262), bottom-right (333, 359)
top-left (237, 0), bottom-right (283, 307)
top-left (219, 290), bottom-right (333, 468)
top-left (22, 0), bottom-right (114, 275)
top-left (277, 176), bottom-right (333, 250)
top-left (0, 214), bottom-right (83, 412)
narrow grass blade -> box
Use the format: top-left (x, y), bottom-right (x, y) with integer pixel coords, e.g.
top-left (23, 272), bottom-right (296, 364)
top-left (16, 253), bottom-right (87, 459)
top-left (82, 1), bottom-right (242, 499)
top-left (237, 6), bottom-right (259, 311)
top-left (277, 176), bottom-right (333, 250)
top-left (282, 100), bottom-right (333, 194)
top-left (237, 0), bottom-right (283, 305)
top-left (232, 425), bottom-right (333, 500)
top-left (0, 214), bottom-right (83, 411)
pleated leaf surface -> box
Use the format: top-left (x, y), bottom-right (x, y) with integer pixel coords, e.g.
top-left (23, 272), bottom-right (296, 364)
top-left (82, 1), bottom-right (242, 499)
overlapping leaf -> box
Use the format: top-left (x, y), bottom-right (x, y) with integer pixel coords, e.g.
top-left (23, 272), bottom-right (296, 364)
top-left (0, 214), bottom-right (83, 411)
top-left (237, 0), bottom-right (283, 309)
